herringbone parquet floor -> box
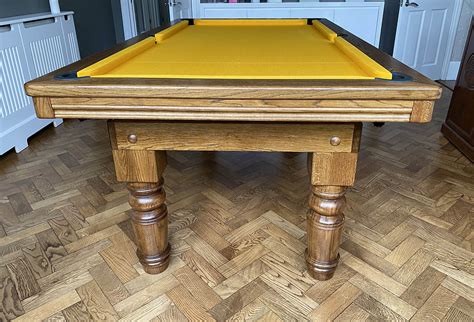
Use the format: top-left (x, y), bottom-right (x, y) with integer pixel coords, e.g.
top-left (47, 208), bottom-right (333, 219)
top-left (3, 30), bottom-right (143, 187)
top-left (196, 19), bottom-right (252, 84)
top-left (0, 88), bottom-right (472, 321)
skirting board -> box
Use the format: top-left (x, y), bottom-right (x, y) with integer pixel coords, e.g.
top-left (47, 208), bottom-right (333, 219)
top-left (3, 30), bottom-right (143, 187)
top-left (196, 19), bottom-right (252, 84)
top-left (0, 117), bottom-right (63, 155)
top-left (445, 61), bottom-right (461, 80)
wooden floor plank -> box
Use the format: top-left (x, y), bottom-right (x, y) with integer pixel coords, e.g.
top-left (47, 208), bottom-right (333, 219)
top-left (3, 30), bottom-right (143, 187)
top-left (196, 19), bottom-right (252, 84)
top-left (114, 274), bottom-right (178, 318)
top-left (0, 266), bottom-right (24, 320)
top-left (400, 266), bottom-right (446, 308)
top-left (89, 262), bottom-right (130, 305)
top-left (6, 257), bottom-right (41, 301)
top-left (334, 303), bottom-right (371, 321)
top-left (208, 278), bottom-right (268, 321)
top-left (118, 294), bottom-right (172, 321)
top-left (411, 286), bottom-right (458, 321)
top-left (76, 280), bottom-right (119, 320)
top-left (166, 285), bottom-right (215, 321)
top-left (15, 291), bottom-right (80, 322)
top-left (173, 266), bottom-right (221, 310)
top-left (61, 301), bottom-right (93, 321)
top-left (349, 275), bottom-right (417, 320)
top-left (309, 282), bottom-right (361, 321)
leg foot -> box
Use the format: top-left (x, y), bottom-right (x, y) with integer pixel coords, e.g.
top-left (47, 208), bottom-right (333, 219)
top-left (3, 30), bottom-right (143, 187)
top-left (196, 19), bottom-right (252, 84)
top-left (128, 180), bottom-right (170, 274)
top-left (305, 185), bottom-right (346, 280)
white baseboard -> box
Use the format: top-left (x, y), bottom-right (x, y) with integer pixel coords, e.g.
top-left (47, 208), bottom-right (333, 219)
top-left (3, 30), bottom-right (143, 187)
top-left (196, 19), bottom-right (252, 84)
top-left (445, 61), bottom-right (461, 80)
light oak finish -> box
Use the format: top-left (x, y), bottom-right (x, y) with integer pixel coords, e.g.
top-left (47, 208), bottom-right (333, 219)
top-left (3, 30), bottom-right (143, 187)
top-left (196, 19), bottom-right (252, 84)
top-left (410, 101), bottom-right (435, 123)
top-left (128, 182), bottom-right (170, 274)
top-left (51, 97), bottom-right (416, 109)
top-left (32, 97), bottom-right (54, 119)
top-left (49, 97), bottom-right (420, 122)
top-left (306, 185), bottom-right (347, 280)
top-left (111, 121), bottom-right (357, 152)
top-left (111, 150), bottom-right (167, 183)
top-left (306, 139), bottom-right (359, 279)
top-left (309, 152), bottom-right (359, 186)
top-left (27, 79), bottom-right (441, 102)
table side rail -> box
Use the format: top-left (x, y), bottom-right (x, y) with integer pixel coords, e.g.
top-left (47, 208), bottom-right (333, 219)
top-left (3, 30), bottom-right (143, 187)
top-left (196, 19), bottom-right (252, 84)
top-left (36, 97), bottom-right (435, 123)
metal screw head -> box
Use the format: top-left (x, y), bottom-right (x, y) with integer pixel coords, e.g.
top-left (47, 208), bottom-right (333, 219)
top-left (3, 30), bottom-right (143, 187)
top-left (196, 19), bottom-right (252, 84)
top-left (330, 136), bottom-right (341, 146)
top-left (128, 134), bottom-right (138, 144)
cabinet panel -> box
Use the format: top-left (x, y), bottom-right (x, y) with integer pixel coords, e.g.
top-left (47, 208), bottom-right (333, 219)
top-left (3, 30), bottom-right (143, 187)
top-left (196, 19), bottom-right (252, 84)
top-left (441, 18), bottom-right (474, 161)
top-left (0, 24), bottom-right (32, 120)
top-left (61, 14), bottom-right (81, 63)
top-left (19, 16), bottom-right (68, 78)
top-left (198, 3), bottom-right (384, 46)
top-left (290, 9), bottom-right (334, 20)
top-left (203, 8), bottom-right (247, 18)
top-left (247, 9), bottom-right (291, 18)
top-left (334, 7), bottom-right (381, 46)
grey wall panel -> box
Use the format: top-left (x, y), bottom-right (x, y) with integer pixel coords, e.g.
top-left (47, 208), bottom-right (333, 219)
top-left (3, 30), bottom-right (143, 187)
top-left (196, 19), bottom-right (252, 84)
top-left (0, 0), bottom-right (50, 18)
top-left (59, 0), bottom-right (117, 57)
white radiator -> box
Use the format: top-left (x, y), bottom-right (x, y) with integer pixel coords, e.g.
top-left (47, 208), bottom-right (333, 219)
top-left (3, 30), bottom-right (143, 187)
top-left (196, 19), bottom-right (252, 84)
top-left (0, 12), bottom-right (80, 155)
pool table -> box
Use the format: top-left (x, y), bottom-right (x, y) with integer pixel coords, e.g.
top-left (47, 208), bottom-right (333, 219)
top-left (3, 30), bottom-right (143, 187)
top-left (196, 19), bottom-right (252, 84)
top-left (26, 19), bottom-right (442, 281)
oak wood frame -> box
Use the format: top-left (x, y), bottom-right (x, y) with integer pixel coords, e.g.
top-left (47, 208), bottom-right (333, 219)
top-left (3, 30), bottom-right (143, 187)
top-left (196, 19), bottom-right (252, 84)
top-left (25, 19), bottom-right (442, 280)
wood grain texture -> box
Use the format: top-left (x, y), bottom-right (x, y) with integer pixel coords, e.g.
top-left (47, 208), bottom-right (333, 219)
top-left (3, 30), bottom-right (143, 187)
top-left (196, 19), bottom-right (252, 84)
top-left (411, 101), bottom-right (435, 123)
top-left (61, 301), bottom-right (93, 321)
top-left (22, 242), bottom-right (52, 279)
top-left (309, 152), bottom-right (359, 186)
top-left (15, 291), bottom-right (80, 321)
top-left (128, 182), bottom-right (171, 275)
top-left (6, 257), bottom-right (40, 300)
top-left (32, 97), bottom-right (54, 119)
top-left (112, 149), bottom-right (167, 183)
top-left (53, 97), bottom-right (415, 109)
top-left (76, 280), bottom-right (119, 320)
top-left (113, 121), bottom-right (356, 152)
top-left (26, 77), bottom-right (441, 102)
top-left (89, 262), bottom-right (130, 305)
top-left (49, 97), bottom-right (418, 122)
top-left (0, 266), bottom-right (24, 320)
top-left (306, 186), bottom-right (347, 280)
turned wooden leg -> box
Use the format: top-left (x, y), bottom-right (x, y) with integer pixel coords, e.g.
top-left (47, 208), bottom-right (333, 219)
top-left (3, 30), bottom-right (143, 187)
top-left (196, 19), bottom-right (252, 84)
top-left (108, 137), bottom-right (170, 274)
top-left (128, 180), bottom-right (170, 274)
top-left (306, 185), bottom-right (346, 280)
top-left (306, 148), bottom-right (359, 280)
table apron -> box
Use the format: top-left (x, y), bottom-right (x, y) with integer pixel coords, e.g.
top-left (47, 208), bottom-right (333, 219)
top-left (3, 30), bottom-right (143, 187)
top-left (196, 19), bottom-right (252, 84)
top-left (109, 121), bottom-right (361, 153)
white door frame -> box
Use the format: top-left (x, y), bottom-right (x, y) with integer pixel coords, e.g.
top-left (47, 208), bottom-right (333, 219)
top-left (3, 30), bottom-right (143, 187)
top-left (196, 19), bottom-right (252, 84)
top-left (120, 0), bottom-right (138, 40)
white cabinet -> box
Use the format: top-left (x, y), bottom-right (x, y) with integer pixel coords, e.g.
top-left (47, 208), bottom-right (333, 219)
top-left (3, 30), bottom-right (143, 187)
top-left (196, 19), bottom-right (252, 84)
top-left (0, 12), bottom-right (80, 155)
top-left (196, 2), bottom-right (384, 46)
